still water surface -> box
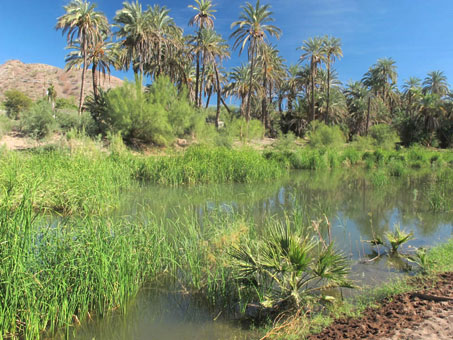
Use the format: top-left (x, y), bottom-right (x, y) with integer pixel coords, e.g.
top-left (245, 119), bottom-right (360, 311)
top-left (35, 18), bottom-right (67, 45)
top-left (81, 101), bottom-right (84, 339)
top-left (69, 170), bottom-right (453, 340)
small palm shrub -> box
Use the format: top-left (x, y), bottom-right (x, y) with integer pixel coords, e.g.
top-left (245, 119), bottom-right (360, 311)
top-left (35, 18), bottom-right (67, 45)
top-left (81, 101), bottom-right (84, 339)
top-left (230, 223), bottom-right (352, 310)
top-left (385, 225), bottom-right (414, 253)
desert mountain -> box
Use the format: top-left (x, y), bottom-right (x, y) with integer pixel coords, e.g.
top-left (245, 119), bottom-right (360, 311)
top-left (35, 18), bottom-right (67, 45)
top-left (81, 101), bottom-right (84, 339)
top-left (0, 60), bottom-right (123, 101)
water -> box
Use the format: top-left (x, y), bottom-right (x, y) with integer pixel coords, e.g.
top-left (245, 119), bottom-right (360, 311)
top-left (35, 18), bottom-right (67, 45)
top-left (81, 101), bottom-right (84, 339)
top-left (70, 170), bottom-right (453, 340)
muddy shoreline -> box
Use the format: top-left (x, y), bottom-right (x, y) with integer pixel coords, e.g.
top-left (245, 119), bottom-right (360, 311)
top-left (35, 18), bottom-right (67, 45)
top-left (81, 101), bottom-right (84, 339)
top-left (308, 272), bottom-right (453, 339)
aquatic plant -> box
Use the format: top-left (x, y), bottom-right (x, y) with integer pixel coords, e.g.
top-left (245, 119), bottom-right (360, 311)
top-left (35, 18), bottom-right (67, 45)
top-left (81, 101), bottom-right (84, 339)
top-left (229, 222), bottom-right (353, 310)
top-left (385, 225), bottom-right (414, 253)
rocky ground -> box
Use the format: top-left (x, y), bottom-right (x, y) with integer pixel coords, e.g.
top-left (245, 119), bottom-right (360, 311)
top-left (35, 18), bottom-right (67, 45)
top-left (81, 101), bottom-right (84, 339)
top-left (308, 272), bottom-right (453, 340)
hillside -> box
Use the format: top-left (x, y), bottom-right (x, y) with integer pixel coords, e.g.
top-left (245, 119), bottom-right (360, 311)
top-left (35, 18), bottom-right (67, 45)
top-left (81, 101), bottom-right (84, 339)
top-left (0, 60), bottom-right (123, 101)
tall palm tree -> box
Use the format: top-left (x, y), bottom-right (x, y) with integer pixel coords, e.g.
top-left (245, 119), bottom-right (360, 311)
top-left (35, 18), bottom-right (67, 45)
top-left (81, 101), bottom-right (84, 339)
top-left (114, 1), bottom-right (152, 80)
top-left (285, 64), bottom-right (303, 114)
top-left (299, 36), bottom-right (325, 122)
top-left (228, 64), bottom-right (259, 118)
top-left (257, 44), bottom-right (285, 129)
top-left (56, 0), bottom-right (109, 114)
top-left (402, 77), bottom-right (422, 118)
top-left (344, 81), bottom-right (370, 136)
top-left (231, 0), bottom-right (281, 122)
top-left (423, 71), bottom-right (449, 97)
top-left (195, 29), bottom-right (230, 126)
top-left (65, 36), bottom-right (114, 101)
top-left (147, 4), bottom-right (181, 79)
top-left (363, 58), bottom-right (397, 104)
top-left (189, 0), bottom-right (216, 107)
top-left (322, 36), bottom-right (343, 123)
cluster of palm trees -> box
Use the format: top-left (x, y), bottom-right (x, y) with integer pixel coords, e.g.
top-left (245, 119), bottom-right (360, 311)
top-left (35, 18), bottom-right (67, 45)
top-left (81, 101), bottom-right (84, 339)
top-left (56, 0), bottom-right (453, 145)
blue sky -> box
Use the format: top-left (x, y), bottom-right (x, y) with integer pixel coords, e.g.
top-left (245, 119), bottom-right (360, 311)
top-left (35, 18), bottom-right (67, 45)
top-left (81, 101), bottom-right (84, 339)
top-left (1, 0), bottom-right (453, 88)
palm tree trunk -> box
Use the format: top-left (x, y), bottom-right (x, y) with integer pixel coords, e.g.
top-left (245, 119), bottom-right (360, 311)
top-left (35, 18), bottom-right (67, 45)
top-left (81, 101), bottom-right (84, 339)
top-left (199, 52), bottom-right (207, 107)
top-left (261, 61), bottom-right (268, 126)
top-left (240, 94), bottom-right (246, 118)
top-left (246, 40), bottom-right (256, 122)
top-left (92, 62), bottom-right (98, 101)
top-left (205, 87), bottom-right (213, 109)
top-left (220, 96), bottom-right (231, 114)
top-left (215, 65), bottom-right (221, 128)
top-left (366, 96), bottom-right (371, 136)
top-left (157, 40), bottom-right (162, 78)
top-left (78, 40), bottom-right (88, 115)
top-left (195, 51), bottom-right (200, 107)
top-left (310, 60), bottom-right (315, 122)
top-left (326, 57), bottom-right (331, 124)
top-left (267, 83), bottom-right (273, 130)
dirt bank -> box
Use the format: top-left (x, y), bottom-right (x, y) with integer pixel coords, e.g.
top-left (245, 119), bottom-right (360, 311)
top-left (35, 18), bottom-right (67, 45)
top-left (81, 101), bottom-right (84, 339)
top-left (309, 272), bottom-right (453, 340)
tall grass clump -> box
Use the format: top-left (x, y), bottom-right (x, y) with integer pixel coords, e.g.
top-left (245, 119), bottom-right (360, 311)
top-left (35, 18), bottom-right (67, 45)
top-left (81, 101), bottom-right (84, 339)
top-left (134, 146), bottom-right (285, 185)
top-left (0, 193), bottom-right (174, 339)
top-left (0, 150), bottom-right (133, 214)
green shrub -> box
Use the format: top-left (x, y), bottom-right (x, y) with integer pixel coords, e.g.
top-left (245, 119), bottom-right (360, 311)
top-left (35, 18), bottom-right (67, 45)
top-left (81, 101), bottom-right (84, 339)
top-left (55, 109), bottom-right (96, 135)
top-left (369, 124), bottom-right (400, 149)
top-left (103, 77), bottom-right (197, 146)
top-left (3, 89), bottom-right (33, 119)
top-left (273, 132), bottom-right (296, 151)
top-left (0, 115), bottom-right (14, 138)
top-left (20, 101), bottom-right (56, 139)
top-left (342, 147), bottom-right (361, 165)
top-left (55, 97), bottom-right (77, 110)
top-left (308, 122), bottom-right (345, 148)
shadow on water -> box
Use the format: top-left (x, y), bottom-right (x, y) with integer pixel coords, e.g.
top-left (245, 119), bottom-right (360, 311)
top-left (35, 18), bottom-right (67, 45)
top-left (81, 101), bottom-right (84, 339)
top-left (67, 169), bottom-right (453, 339)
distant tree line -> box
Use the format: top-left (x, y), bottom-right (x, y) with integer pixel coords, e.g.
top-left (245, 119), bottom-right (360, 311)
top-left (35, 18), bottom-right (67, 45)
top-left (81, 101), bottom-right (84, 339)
top-left (51, 0), bottom-right (453, 147)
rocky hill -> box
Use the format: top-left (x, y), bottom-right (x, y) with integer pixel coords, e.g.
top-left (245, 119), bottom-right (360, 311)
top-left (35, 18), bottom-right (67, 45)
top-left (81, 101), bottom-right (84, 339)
top-left (0, 60), bottom-right (123, 101)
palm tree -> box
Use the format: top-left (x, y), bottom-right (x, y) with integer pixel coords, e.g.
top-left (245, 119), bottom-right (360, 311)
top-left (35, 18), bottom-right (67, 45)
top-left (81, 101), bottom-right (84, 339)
top-left (196, 29), bottom-right (230, 126)
top-left (231, 0), bottom-right (281, 122)
top-left (56, 0), bottom-right (109, 114)
top-left (228, 64), bottom-right (259, 118)
top-left (363, 58), bottom-right (397, 104)
top-left (285, 64), bottom-right (303, 114)
top-left (299, 37), bottom-right (325, 122)
top-left (65, 36), bottom-right (114, 101)
top-left (322, 36), bottom-right (343, 123)
top-left (423, 71), bottom-right (449, 97)
top-left (147, 5), bottom-right (181, 79)
top-left (344, 81), bottom-right (371, 136)
top-left (189, 0), bottom-right (216, 107)
top-left (402, 77), bottom-right (422, 118)
top-left (257, 44), bottom-right (285, 129)
top-left (114, 1), bottom-right (152, 79)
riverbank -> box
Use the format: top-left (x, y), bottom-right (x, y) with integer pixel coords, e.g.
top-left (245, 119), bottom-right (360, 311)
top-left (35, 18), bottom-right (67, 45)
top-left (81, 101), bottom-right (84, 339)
top-left (1, 142), bottom-right (453, 339)
top-left (263, 239), bottom-right (453, 339)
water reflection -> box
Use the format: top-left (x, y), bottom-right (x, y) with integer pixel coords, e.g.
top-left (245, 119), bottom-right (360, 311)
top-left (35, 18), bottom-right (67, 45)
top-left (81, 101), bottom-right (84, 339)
top-left (70, 170), bottom-right (453, 340)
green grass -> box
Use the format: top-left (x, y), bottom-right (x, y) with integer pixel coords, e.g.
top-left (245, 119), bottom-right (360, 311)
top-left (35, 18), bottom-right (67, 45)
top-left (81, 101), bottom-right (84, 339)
top-left (2, 141), bottom-right (453, 339)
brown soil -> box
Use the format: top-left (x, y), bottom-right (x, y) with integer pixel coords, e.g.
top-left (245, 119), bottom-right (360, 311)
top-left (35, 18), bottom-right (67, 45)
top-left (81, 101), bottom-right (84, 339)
top-left (309, 272), bottom-right (453, 340)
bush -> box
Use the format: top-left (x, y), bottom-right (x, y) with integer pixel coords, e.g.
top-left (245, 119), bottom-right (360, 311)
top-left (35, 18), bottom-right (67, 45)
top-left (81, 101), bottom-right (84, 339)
top-left (20, 101), bottom-right (56, 139)
top-left (308, 122), bottom-right (345, 148)
top-left (0, 115), bottom-right (15, 138)
top-left (103, 77), bottom-right (197, 146)
top-left (55, 109), bottom-right (96, 136)
top-left (369, 124), bottom-right (400, 149)
top-left (3, 90), bottom-right (33, 119)
top-left (55, 97), bottom-right (77, 110)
